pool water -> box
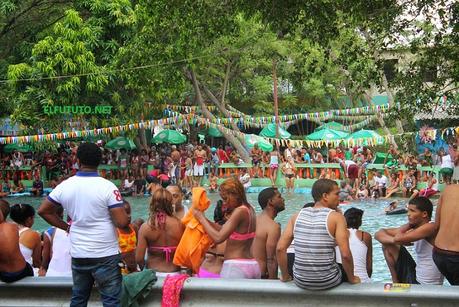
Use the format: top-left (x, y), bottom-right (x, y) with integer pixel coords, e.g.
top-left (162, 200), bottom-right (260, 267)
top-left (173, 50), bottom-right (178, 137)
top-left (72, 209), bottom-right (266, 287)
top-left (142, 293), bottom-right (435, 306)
top-left (7, 193), bottom-right (427, 283)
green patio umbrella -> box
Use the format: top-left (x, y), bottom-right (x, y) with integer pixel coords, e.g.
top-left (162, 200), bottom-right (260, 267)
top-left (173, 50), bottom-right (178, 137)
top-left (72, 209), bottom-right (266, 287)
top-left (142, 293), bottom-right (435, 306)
top-left (244, 134), bottom-right (273, 152)
top-left (105, 137), bottom-right (136, 150)
top-left (3, 143), bottom-right (33, 153)
top-left (259, 123), bottom-right (291, 139)
top-left (315, 121), bottom-right (346, 132)
top-left (346, 129), bottom-right (384, 145)
top-left (305, 128), bottom-right (348, 141)
top-left (199, 127), bottom-right (223, 138)
top-left (152, 129), bottom-right (187, 144)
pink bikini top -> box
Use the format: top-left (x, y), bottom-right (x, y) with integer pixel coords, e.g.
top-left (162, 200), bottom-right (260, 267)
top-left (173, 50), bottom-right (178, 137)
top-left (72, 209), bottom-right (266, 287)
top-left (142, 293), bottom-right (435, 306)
top-left (148, 246), bottom-right (177, 263)
top-left (229, 206), bottom-right (256, 241)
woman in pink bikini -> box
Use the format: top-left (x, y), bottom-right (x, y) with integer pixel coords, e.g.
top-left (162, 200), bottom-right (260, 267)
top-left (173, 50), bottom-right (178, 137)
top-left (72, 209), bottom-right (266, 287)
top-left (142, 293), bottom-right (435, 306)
top-left (194, 177), bottom-right (261, 279)
top-left (136, 188), bottom-right (185, 277)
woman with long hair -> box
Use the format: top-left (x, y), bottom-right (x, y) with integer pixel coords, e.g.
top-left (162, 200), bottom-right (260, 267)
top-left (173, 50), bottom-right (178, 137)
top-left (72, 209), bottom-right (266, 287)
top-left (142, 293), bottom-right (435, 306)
top-left (136, 188), bottom-right (184, 276)
top-left (193, 177), bottom-right (261, 279)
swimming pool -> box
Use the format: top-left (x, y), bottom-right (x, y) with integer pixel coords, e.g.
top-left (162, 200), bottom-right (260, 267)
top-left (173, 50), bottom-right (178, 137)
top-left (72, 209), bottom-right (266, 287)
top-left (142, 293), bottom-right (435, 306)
top-left (7, 193), bottom-right (424, 283)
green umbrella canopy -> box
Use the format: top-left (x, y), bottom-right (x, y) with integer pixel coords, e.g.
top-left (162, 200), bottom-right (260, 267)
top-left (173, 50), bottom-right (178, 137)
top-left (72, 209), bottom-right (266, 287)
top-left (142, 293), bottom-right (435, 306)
top-left (152, 129), bottom-right (187, 144)
top-left (315, 121), bottom-right (346, 132)
top-left (346, 129), bottom-right (383, 145)
top-left (3, 143), bottom-right (33, 153)
top-left (245, 134), bottom-right (273, 152)
top-left (305, 128), bottom-right (348, 141)
top-left (199, 127), bottom-right (223, 138)
top-left (259, 123), bottom-right (291, 139)
top-left (105, 137), bottom-right (136, 150)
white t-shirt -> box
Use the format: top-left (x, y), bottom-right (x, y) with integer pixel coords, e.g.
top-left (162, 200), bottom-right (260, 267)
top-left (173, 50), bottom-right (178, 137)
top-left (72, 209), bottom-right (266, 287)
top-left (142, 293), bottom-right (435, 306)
top-left (48, 172), bottom-right (124, 258)
top-left (374, 175), bottom-right (388, 187)
top-left (441, 154), bottom-right (454, 169)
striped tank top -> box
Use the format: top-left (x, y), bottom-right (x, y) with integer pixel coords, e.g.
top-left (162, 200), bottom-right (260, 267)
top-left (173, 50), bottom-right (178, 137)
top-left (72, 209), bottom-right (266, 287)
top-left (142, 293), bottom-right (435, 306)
top-left (293, 207), bottom-right (342, 290)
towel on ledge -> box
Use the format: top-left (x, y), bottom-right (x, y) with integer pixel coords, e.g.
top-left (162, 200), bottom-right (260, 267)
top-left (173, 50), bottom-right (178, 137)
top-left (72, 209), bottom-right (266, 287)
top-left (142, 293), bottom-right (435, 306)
top-left (161, 274), bottom-right (189, 307)
top-left (121, 269), bottom-right (157, 307)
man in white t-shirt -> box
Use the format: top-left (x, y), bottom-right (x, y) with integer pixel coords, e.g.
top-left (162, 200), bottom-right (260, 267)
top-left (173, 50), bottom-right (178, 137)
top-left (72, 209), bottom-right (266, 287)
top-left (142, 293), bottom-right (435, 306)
top-left (373, 171), bottom-right (388, 197)
top-left (375, 197), bottom-right (444, 285)
top-left (39, 142), bottom-right (129, 306)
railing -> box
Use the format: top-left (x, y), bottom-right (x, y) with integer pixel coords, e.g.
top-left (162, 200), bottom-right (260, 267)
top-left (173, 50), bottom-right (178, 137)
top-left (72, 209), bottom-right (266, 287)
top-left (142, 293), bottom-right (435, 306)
top-left (1, 277), bottom-right (458, 306)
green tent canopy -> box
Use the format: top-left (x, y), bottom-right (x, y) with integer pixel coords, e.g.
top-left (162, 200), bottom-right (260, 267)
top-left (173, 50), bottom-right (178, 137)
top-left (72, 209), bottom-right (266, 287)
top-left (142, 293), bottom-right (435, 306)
top-left (199, 127), bottom-right (223, 138)
top-left (315, 121), bottom-right (346, 132)
top-left (259, 123), bottom-right (291, 139)
top-left (105, 137), bottom-right (136, 150)
top-left (244, 134), bottom-right (273, 152)
top-left (152, 129), bottom-right (187, 144)
top-left (305, 128), bottom-right (348, 141)
top-left (3, 143), bottom-right (32, 153)
top-left (346, 129), bottom-right (384, 146)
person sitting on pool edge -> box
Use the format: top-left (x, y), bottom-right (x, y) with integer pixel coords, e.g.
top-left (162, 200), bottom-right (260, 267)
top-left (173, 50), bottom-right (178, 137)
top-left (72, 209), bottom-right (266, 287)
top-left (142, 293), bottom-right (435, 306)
top-left (375, 197), bottom-right (444, 285)
top-left (0, 199), bottom-right (34, 283)
top-left (276, 179), bottom-right (360, 290)
top-left (253, 187), bottom-right (285, 279)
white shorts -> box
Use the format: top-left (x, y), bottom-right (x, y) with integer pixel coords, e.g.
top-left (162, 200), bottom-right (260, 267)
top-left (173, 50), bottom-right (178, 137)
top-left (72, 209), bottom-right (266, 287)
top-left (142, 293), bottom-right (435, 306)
top-left (193, 163), bottom-right (204, 176)
top-left (185, 169), bottom-right (193, 177)
top-left (220, 259), bottom-right (261, 279)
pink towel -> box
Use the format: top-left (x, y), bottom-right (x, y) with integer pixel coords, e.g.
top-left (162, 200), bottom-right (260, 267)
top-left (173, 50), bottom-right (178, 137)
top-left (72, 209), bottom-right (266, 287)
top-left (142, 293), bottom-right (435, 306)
top-left (161, 274), bottom-right (189, 307)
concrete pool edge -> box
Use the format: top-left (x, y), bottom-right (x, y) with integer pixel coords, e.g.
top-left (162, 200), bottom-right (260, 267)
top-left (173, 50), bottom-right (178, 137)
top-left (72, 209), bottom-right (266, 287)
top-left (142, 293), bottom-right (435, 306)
top-left (1, 277), bottom-right (457, 306)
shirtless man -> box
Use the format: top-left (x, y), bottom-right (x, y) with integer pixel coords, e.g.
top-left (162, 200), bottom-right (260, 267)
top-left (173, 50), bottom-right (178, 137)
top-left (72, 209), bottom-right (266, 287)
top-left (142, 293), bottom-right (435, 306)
top-left (375, 197), bottom-right (443, 285)
top-left (166, 184), bottom-right (188, 220)
top-left (193, 145), bottom-right (207, 187)
top-left (433, 184), bottom-right (459, 285)
top-left (0, 200), bottom-right (34, 283)
top-left (253, 188), bottom-right (285, 279)
top-left (170, 146), bottom-right (181, 184)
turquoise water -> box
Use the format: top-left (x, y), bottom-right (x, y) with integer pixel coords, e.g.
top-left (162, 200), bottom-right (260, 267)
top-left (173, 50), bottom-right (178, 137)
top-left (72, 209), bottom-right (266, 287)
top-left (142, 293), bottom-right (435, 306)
top-left (7, 193), bottom-right (423, 283)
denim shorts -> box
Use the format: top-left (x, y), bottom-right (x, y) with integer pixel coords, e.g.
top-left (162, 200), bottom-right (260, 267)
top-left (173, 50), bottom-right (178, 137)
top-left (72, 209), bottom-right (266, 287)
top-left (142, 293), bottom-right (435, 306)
top-left (71, 254), bottom-right (122, 307)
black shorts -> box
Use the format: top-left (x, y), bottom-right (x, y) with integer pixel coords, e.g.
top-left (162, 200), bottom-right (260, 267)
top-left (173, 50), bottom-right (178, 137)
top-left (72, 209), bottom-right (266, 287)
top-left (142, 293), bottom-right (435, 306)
top-left (285, 174), bottom-right (294, 179)
top-left (395, 246), bottom-right (419, 284)
top-left (433, 246), bottom-right (459, 285)
top-left (287, 252), bottom-right (295, 277)
top-left (0, 263), bottom-right (33, 283)
top-left (252, 160), bottom-right (260, 166)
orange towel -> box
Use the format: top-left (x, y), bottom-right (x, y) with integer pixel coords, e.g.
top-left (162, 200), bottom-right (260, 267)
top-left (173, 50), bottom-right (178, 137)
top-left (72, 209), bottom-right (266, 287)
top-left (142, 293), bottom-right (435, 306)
top-left (173, 187), bottom-right (213, 273)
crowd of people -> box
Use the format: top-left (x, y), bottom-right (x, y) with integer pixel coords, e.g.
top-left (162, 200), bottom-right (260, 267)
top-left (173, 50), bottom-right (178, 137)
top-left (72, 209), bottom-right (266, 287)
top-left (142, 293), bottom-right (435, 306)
top-left (1, 140), bottom-right (459, 305)
top-left (1, 137), bottom-right (459, 200)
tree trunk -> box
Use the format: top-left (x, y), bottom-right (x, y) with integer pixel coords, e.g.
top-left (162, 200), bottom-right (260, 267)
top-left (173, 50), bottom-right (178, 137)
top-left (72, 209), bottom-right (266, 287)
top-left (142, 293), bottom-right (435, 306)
top-left (138, 128), bottom-right (148, 150)
top-left (364, 92), bottom-right (397, 147)
top-left (189, 69), bottom-right (251, 162)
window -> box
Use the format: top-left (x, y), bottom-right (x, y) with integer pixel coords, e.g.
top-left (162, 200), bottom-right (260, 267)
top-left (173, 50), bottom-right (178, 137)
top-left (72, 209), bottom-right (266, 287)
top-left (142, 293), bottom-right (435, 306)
top-left (423, 66), bottom-right (437, 82)
top-left (383, 59), bottom-right (398, 82)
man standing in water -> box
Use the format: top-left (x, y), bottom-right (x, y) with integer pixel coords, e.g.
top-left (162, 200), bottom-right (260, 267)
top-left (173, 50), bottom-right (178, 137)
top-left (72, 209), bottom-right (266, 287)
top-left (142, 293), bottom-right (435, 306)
top-left (38, 142), bottom-right (129, 306)
top-left (277, 179), bottom-right (360, 290)
top-left (0, 199), bottom-right (34, 283)
top-left (253, 188), bottom-right (285, 279)
top-left (193, 145), bottom-right (207, 187)
top-left (433, 184), bottom-right (459, 285)
top-left (375, 197), bottom-right (443, 285)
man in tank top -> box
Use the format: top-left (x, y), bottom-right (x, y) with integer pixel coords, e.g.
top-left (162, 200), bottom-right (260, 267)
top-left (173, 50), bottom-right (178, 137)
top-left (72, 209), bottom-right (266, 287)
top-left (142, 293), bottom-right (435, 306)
top-left (375, 197), bottom-right (444, 285)
top-left (277, 179), bottom-right (360, 290)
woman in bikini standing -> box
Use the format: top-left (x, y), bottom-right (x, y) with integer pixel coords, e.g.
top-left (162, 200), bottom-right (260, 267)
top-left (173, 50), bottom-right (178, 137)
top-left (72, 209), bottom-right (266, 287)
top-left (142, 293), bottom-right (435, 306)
top-left (136, 188), bottom-right (185, 277)
top-left (193, 177), bottom-right (261, 279)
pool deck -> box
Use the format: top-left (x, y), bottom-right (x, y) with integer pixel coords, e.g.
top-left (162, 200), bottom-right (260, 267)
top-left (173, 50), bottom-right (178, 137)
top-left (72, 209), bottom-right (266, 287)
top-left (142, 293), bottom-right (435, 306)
top-left (1, 277), bottom-right (457, 306)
